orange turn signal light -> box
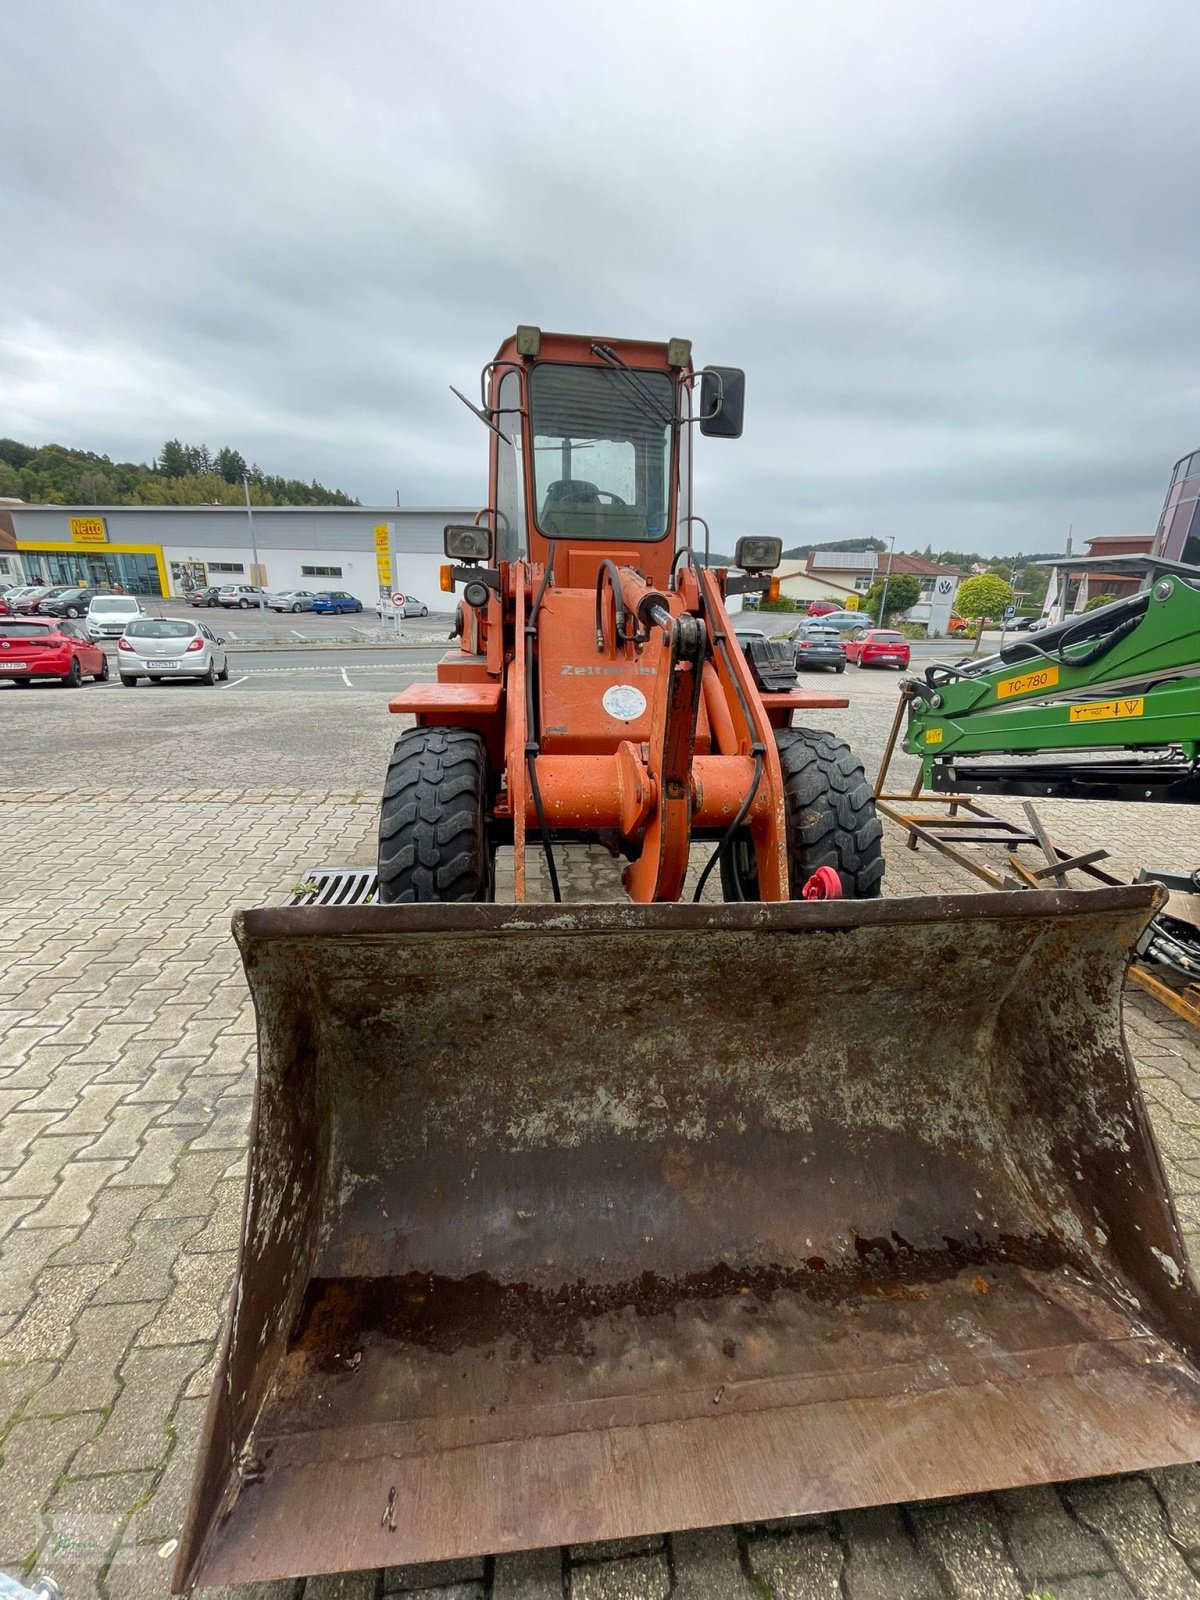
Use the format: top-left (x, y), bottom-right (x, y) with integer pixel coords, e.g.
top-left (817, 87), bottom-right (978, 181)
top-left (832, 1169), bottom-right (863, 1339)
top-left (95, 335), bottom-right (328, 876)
top-left (440, 564), bottom-right (454, 593)
top-left (767, 577), bottom-right (781, 603)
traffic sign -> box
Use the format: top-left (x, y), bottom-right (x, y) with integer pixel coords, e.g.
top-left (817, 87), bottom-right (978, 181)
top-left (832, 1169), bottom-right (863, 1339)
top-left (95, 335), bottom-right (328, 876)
top-left (391, 592), bottom-right (407, 609)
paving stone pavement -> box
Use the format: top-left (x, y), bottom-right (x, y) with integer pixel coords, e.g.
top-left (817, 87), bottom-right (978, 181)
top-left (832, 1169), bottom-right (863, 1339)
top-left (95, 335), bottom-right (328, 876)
top-left (2, 684), bottom-right (1200, 1600)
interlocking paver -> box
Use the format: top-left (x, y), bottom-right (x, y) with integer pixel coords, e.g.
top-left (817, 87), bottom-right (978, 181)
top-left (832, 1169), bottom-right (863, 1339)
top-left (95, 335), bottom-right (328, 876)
top-left (305, 1574), bottom-right (381, 1600)
top-left (140, 1150), bottom-right (230, 1222)
top-left (54, 1185), bottom-right (161, 1267)
top-left (384, 1560), bottom-right (487, 1592)
top-left (1152, 1465), bottom-right (1200, 1553)
top-left (489, 1550), bottom-right (562, 1600)
top-left (908, 1497), bottom-right (1025, 1598)
top-left (6, 1244), bottom-right (115, 1351)
top-left (568, 1554), bottom-right (669, 1600)
top-left (0, 1411), bottom-right (100, 1563)
top-left (746, 1528), bottom-right (844, 1600)
top-left (0, 1126), bottom-right (93, 1203)
top-left (0, 1114), bottom-right (69, 1173)
top-left (92, 1214), bottom-right (208, 1306)
top-left (42, 1468), bottom-right (158, 1592)
top-left (25, 1158), bottom-right (125, 1230)
top-left (136, 1247), bottom-right (234, 1346)
top-left (1066, 1476), bottom-right (1200, 1599)
top-left (31, 1300), bottom-right (157, 1413)
top-left (669, 1528), bottom-right (745, 1600)
top-left (72, 1342), bottom-right (209, 1475)
top-left (127, 1393), bottom-right (208, 1545)
top-left (837, 1506), bottom-right (944, 1600)
top-left (109, 1127), bottom-right (191, 1188)
top-left (0, 1357), bottom-right (55, 1430)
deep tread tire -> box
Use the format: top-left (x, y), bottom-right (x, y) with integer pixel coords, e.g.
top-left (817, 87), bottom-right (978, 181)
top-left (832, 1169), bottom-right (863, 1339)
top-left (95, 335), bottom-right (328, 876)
top-left (378, 728), bottom-right (493, 903)
top-left (62, 656), bottom-right (83, 687)
top-left (720, 726), bottom-right (884, 901)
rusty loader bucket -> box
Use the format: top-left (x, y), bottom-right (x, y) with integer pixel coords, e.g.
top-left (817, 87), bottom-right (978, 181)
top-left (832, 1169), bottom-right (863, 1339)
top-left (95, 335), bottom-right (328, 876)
top-left (176, 887), bottom-right (1200, 1590)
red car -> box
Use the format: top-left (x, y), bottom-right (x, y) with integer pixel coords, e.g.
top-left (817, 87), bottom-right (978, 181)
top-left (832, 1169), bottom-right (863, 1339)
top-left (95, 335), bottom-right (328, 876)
top-left (0, 616), bottom-right (109, 687)
top-left (843, 627), bottom-right (911, 669)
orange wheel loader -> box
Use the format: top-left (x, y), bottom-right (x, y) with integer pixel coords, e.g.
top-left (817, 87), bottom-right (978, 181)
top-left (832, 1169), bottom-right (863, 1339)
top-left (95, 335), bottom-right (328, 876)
top-left (177, 330), bottom-right (1200, 1591)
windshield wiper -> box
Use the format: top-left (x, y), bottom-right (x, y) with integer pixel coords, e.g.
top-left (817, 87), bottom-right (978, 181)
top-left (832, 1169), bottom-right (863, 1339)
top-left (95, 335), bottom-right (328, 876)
top-left (589, 343), bottom-right (675, 429)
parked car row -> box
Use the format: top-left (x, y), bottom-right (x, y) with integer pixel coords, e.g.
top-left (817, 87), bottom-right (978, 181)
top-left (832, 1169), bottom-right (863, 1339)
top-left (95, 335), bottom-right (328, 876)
top-left (184, 584), bottom-right (372, 614)
top-left (1, 604), bottom-right (230, 688)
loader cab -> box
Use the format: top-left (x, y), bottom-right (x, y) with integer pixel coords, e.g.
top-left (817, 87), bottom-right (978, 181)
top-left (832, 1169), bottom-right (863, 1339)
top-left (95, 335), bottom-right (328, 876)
top-left (487, 330), bottom-right (743, 589)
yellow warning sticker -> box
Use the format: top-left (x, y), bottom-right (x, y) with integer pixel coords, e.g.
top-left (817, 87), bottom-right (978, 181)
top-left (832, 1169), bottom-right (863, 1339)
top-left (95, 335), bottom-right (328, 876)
top-left (1068, 698), bottom-right (1145, 723)
top-left (924, 728), bottom-right (944, 744)
top-left (997, 665), bottom-right (1060, 699)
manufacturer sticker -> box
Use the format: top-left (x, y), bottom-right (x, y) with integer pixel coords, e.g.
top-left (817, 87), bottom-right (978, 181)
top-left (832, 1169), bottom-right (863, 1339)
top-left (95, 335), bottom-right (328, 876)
top-left (997, 665), bottom-right (1060, 699)
top-left (924, 727), bottom-right (944, 744)
top-left (1068, 697), bottom-right (1145, 723)
top-left (602, 684), bottom-right (648, 722)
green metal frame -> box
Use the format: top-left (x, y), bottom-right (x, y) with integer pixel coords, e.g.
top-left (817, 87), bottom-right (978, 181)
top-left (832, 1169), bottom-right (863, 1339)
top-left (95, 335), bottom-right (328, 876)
top-left (904, 576), bottom-right (1200, 784)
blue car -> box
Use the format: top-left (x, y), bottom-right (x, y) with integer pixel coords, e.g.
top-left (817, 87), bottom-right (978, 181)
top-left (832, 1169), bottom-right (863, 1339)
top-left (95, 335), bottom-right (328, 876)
top-left (310, 590), bottom-right (364, 615)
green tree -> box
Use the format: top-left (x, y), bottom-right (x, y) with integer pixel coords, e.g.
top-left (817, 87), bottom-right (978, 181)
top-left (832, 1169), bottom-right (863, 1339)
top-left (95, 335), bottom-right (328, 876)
top-left (957, 573), bottom-right (1014, 621)
top-left (862, 572), bottom-right (920, 623)
top-left (214, 446), bottom-right (247, 483)
top-left (157, 438), bottom-right (190, 477)
top-left (1016, 562), bottom-right (1049, 607)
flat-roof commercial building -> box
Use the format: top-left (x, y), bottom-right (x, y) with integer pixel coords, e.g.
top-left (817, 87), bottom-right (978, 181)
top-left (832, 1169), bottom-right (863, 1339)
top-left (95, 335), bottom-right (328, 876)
top-left (0, 503), bottom-right (474, 604)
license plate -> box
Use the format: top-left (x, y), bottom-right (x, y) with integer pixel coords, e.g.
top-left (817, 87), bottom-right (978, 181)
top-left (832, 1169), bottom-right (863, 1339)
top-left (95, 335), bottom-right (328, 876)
top-left (6, 661), bottom-right (28, 669)
top-left (145, 659), bottom-right (179, 669)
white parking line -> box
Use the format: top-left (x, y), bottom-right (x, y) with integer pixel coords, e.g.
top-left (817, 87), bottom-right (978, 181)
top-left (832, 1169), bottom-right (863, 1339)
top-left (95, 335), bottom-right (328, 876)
top-left (340, 668), bottom-right (353, 688)
top-left (222, 676), bottom-right (249, 688)
top-left (290, 630), bottom-right (308, 639)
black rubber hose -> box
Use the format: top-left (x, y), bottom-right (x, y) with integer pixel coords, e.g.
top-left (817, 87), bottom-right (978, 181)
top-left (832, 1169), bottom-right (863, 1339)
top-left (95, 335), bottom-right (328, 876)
top-left (595, 559), bottom-right (628, 652)
top-left (693, 748), bottom-right (765, 903)
top-left (525, 543), bottom-right (560, 902)
top-left (678, 547), bottom-right (771, 899)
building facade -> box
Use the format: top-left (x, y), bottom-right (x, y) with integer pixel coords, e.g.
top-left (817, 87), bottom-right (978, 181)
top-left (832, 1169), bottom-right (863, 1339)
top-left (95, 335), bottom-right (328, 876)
top-left (0, 504), bottom-right (475, 605)
top-left (801, 550), bottom-right (962, 635)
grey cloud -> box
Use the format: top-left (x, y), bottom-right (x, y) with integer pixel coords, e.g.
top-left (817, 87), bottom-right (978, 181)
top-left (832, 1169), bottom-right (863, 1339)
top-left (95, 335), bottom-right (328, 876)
top-left (3, 0), bottom-right (1200, 552)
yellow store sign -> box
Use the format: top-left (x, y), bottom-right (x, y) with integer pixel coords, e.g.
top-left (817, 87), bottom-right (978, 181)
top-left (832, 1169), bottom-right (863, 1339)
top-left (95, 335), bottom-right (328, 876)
top-left (69, 516), bottom-right (108, 545)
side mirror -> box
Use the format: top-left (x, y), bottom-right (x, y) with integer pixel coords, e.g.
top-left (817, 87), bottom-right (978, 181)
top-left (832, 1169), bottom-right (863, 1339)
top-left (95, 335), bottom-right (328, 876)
top-left (699, 366), bottom-right (745, 438)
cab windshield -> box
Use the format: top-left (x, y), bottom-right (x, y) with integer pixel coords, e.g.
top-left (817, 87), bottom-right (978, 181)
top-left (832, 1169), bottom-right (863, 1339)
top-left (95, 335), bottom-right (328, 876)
top-left (529, 364), bottom-right (674, 541)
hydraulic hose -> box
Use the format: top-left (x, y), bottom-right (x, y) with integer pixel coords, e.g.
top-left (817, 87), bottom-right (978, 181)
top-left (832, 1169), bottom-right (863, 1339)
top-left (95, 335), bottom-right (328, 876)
top-left (524, 543), bottom-right (561, 902)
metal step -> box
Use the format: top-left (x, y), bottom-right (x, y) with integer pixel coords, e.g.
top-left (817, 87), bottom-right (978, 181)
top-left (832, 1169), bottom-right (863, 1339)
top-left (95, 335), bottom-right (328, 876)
top-left (283, 867), bottom-right (378, 907)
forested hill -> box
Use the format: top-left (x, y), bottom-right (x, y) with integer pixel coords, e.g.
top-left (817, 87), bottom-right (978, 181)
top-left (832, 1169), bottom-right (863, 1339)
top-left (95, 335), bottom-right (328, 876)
top-left (0, 438), bottom-right (359, 507)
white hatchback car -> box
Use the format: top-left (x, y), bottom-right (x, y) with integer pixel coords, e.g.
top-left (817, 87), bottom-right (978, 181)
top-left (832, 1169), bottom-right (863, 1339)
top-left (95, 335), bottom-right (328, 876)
top-left (87, 595), bottom-right (144, 640)
top-left (116, 618), bottom-right (230, 686)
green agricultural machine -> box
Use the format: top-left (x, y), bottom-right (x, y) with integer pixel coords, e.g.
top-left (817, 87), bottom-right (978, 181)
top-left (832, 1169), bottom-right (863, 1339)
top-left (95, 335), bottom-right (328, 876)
top-left (905, 566), bottom-right (1200, 802)
top-left (902, 561), bottom-right (1200, 978)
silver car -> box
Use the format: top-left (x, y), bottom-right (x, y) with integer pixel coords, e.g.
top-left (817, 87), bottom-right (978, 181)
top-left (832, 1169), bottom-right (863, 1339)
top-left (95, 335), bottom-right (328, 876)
top-left (267, 589), bottom-right (317, 612)
top-left (116, 618), bottom-right (230, 686)
top-left (87, 595), bottom-right (144, 639)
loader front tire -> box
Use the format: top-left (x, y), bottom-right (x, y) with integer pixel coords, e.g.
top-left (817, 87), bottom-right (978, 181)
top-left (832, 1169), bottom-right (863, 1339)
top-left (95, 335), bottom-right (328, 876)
top-left (720, 727), bottom-right (884, 901)
top-left (378, 727), bottom-right (493, 903)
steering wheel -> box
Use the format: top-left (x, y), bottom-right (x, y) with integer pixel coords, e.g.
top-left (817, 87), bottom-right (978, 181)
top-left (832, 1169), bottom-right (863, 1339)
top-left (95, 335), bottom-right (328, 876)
top-left (595, 490), bottom-right (627, 506)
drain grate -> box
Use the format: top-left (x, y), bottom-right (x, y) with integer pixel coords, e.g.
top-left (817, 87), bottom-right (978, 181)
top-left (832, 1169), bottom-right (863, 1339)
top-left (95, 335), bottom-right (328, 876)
top-left (284, 867), bottom-right (379, 907)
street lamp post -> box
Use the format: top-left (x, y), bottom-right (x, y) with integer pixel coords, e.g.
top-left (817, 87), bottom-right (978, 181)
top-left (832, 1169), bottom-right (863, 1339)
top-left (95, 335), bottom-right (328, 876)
top-left (243, 474), bottom-right (266, 615)
top-left (878, 534), bottom-right (896, 624)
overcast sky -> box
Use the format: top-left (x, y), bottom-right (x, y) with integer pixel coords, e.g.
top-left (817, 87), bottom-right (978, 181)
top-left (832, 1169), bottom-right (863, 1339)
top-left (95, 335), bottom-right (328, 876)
top-left (4, 0), bottom-right (1200, 555)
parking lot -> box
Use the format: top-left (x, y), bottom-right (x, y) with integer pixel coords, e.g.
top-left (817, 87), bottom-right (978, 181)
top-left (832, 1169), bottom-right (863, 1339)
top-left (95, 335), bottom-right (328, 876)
top-left (2, 663), bottom-right (1200, 1600)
